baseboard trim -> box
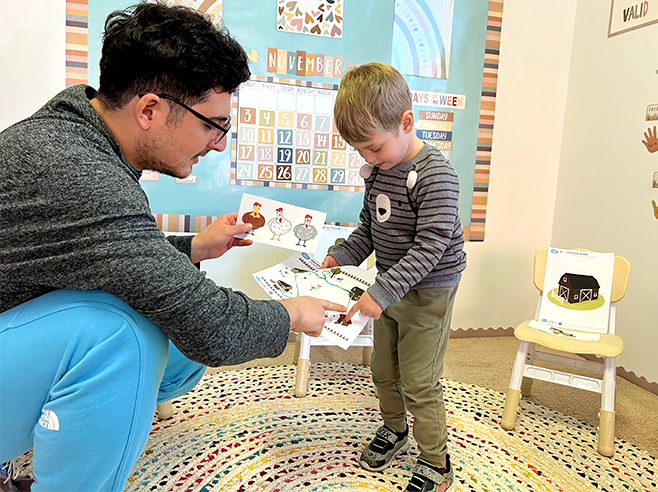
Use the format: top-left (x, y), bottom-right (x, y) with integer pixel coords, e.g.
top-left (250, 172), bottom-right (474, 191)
top-left (450, 326), bottom-right (514, 338)
top-left (293, 326), bottom-right (658, 396)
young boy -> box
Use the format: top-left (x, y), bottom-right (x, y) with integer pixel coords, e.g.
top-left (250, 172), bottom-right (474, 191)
top-left (322, 62), bottom-right (466, 492)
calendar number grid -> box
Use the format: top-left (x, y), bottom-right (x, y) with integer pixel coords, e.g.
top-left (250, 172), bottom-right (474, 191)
top-left (230, 75), bottom-right (366, 192)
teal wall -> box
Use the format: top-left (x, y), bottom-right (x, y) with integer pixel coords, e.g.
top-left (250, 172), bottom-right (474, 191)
top-left (88, 0), bottom-right (489, 224)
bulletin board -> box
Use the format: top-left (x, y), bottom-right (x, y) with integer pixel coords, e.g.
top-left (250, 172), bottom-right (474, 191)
top-left (71, 0), bottom-right (503, 241)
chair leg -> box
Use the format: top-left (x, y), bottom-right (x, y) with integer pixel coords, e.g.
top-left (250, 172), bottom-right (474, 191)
top-left (293, 338), bottom-right (300, 365)
top-left (294, 333), bottom-right (312, 397)
top-left (501, 388), bottom-right (521, 430)
top-left (362, 346), bottom-right (373, 366)
top-left (520, 378), bottom-right (534, 397)
top-left (501, 340), bottom-right (529, 431)
top-left (598, 410), bottom-right (615, 457)
top-left (598, 356), bottom-right (617, 457)
top-left (294, 357), bottom-right (310, 397)
top-left (521, 343), bottom-right (535, 397)
top-left (156, 400), bottom-right (174, 420)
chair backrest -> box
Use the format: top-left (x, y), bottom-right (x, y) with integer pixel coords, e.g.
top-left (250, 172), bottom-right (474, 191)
top-left (533, 247), bottom-right (630, 303)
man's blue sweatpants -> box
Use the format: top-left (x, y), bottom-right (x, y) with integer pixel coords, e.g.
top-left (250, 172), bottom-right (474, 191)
top-left (0, 289), bottom-right (206, 491)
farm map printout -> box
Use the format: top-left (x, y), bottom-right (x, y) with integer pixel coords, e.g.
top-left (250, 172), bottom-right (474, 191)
top-left (253, 253), bottom-right (376, 349)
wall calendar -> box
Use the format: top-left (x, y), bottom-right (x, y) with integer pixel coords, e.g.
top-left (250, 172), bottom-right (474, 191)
top-left (230, 76), bottom-right (367, 191)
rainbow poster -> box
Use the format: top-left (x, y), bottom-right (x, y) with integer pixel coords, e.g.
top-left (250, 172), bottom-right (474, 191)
top-left (391, 0), bottom-right (454, 79)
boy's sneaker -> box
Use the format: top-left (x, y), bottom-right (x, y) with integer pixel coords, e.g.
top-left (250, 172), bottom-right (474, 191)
top-left (359, 425), bottom-right (409, 471)
top-left (1, 461), bottom-right (32, 492)
top-left (404, 456), bottom-right (455, 492)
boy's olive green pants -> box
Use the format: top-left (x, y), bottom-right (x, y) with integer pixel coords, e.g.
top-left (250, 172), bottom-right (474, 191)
top-left (370, 284), bottom-right (458, 469)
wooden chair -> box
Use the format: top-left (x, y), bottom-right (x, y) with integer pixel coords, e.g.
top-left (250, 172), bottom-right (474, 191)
top-left (500, 247), bottom-right (630, 457)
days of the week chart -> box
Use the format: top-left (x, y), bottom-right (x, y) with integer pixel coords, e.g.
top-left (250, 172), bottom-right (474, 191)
top-left (230, 77), bottom-right (366, 191)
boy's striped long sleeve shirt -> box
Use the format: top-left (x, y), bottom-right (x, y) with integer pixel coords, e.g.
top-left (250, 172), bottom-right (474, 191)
top-left (328, 144), bottom-right (466, 310)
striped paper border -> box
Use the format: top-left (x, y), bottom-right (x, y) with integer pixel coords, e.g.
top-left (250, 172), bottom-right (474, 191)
top-left (466, 0), bottom-right (503, 242)
top-left (153, 213), bottom-right (218, 233)
top-left (66, 0), bottom-right (88, 86)
top-left (152, 214), bottom-right (360, 233)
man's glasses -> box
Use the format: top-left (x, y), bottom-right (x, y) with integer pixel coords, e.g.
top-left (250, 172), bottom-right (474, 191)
top-left (138, 93), bottom-right (231, 145)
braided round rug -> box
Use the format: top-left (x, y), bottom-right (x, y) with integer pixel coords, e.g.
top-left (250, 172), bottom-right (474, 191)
top-left (122, 363), bottom-right (655, 492)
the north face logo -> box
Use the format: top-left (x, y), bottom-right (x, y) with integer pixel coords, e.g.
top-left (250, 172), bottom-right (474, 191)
top-left (38, 409), bottom-right (59, 431)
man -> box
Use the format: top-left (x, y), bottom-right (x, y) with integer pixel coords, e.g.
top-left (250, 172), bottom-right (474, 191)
top-left (0, 4), bottom-right (344, 490)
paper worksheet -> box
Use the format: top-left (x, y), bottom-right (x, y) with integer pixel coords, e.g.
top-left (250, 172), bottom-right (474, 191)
top-left (253, 252), bottom-right (376, 349)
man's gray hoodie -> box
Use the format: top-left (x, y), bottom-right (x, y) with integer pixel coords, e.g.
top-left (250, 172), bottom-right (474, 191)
top-left (0, 85), bottom-right (290, 366)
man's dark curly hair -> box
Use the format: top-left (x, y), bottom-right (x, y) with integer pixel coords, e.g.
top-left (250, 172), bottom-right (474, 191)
top-left (97, 2), bottom-right (250, 111)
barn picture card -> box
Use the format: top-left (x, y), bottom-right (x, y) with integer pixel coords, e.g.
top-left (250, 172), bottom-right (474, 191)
top-left (235, 193), bottom-right (326, 254)
top-left (530, 248), bottom-right (615, 336)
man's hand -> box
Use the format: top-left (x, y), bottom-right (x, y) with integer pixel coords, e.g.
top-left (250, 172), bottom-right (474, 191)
top-left (345, 292), bottom-right (383, 321)
top-left (642, 126), bottom-right (658, 153)
top-left (321, 255), bottom-right (340, 269)
top-left (190, 212), bottom-right (253, 263)
top-left (279, 297), bottom-right (347, 337)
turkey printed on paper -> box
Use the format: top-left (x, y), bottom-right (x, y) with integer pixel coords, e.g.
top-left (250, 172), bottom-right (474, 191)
top-left (235, 193), bottom-right (327, 254)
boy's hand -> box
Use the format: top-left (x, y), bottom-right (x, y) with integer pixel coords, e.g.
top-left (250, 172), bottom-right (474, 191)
top-left (346, 292), bottom-right (383, 321)
top-left (321, 255), bottom-right (340, 269)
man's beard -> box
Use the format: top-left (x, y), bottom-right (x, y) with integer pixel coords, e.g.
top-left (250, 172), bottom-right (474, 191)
top-left (134, 136), bottom-right (188, 179)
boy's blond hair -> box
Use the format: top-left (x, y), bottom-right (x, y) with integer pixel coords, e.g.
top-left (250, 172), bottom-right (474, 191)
top-left (334, 62), bottom-right (412, 144)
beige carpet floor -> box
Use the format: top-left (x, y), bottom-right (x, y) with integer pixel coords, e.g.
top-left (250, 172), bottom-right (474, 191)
top-left (213, 336), bottom-right (658, 457)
